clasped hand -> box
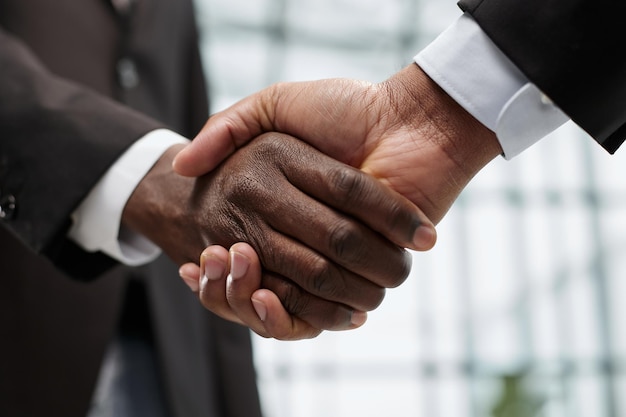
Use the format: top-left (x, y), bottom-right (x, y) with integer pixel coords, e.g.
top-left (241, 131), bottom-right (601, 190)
top-left (173, 64), bottom-right (502, 340)
top-left (131, 131), bottom-right (435, 340)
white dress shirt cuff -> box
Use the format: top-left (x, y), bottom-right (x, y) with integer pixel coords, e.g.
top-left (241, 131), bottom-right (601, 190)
top-left (68, 129), bottom-right (190, 266)
top-left (414, 13), bottom-right (569, 159)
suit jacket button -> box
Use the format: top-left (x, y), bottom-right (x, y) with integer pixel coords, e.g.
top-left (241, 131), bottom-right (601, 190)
top-left (0, 194), bottom-right (16, 220)
top-left (117, 58), bottom-right (140, 89)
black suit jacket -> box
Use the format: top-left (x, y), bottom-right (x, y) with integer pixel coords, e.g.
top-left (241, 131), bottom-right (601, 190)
top-left (0, 1), bottom-right (262, 416)
top-left (459, 0), bottom-right (626, 154)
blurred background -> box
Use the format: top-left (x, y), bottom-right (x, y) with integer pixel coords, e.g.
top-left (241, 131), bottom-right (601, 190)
top-left (193, 1), bottom-right (626, 416)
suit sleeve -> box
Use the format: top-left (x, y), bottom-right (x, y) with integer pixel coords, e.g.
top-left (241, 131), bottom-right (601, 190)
top-left (0, 27), bottom-right (163, 264)
top-left (458, 0), bottom-right (626, 153)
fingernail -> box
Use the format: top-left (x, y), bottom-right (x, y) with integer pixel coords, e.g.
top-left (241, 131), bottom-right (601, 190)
top-left (203, 255), bottom-right (226, 282)
top-left (179, 268), bottom-right (199, 292)
top-left (252, 298), bottom-right (267, 322)
top-left (351, 310), bottom-right (367, 327)
top-left (412, 224), bottom-right (437, 250)
top-left (229, 251), bottom-right (250, 281)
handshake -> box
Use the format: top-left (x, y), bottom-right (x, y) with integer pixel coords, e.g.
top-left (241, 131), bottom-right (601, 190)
top-left (124, 64), bottom-right (502, 340)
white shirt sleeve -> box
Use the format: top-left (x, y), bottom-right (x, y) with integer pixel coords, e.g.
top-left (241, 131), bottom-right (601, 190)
top-left (414, 13), bottom-right (569, 159)
top-left (68, 129), bottom-right (190, 266)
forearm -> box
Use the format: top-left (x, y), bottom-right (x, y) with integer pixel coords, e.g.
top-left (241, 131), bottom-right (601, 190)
top-left (0, 27), bottom-right (162, 255)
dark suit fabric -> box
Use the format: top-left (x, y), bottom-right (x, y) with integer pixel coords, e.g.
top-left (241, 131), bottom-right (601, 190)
top-left (0, 1), bottom-right (262, 416)
top-left (458, 0), bottom-right (626, 154)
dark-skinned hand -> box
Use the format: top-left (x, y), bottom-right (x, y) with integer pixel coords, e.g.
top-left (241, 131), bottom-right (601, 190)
top-left (124, 132), bottom-right (436, 339)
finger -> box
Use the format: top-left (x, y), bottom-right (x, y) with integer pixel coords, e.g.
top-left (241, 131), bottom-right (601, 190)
top-left (256, 229), bottom-right (388, 311)
top-left (260, 273), bottom-right (367, 331)
top-left (280, 136), bottom-right (436, 251)
top-left (197, 245), bottom-right (246, 326)
top-left (251, 290), bottom-right (324, 340)
top-left (249, 133), bottom-right (416, 289)
top-left (181, 246), bottom-right (328, 339)
top-left (224, 243), bottom-right (323, 340)
top-left (226, 243), bottom-right (354, 334)
top-left (179, 262), bottom-right (201, 292)
top-left (222, 243), bottom-right (273, 337)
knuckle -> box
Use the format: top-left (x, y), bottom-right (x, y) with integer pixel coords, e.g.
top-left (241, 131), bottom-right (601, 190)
top-left (306, 257), bottom-right (388, 312)
top-left (210, 207), bottom-right (257, 248)
top-left (299, 254), bottom-right (387, 312)
top-left (327, 166), bottom-right (366, 205)
top-left (327, 219), bottom-right (364, 263)
top-left (217, 153), bottom-right (280, 205)
top-left (279, 281), bottom-right (311, 317)
top-left (271, 277), bottom-right (349, 331)
top-left (305, 257), bottom-right (345, 299)
top-left (251, 132), bottom-right (293, 159)
top-left (224, 174), bottom-right (263, 203)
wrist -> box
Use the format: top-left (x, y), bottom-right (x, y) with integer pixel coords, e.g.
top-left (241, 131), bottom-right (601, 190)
top-left (382, 64), bottom-right (502, 184)
top-left (122, 144), bottom-right (198, 264)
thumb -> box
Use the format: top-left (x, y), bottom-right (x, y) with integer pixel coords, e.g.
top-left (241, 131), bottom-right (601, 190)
top-left (172, 95), bottom-right (272, 177)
